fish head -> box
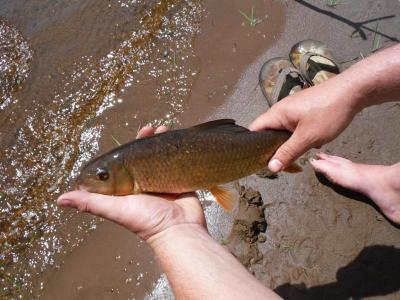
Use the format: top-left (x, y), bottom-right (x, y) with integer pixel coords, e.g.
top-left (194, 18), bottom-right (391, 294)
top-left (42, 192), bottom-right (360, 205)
top-left (76, 152), bottom-right (134, 195)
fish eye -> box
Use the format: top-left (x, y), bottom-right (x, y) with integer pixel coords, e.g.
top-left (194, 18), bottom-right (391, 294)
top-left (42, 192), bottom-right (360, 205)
top-left (96, 168), bottom-right (109, 181)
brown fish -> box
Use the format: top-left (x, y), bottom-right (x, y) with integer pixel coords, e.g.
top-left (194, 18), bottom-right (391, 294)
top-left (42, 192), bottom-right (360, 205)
top-left (77, 119), bottom-right (297, 211)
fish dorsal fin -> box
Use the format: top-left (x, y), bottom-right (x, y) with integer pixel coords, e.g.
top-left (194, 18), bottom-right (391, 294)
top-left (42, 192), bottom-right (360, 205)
top-left (209, 185), bottom-right (239, 212)
top-left (191, 119), bottom-right (248, 133)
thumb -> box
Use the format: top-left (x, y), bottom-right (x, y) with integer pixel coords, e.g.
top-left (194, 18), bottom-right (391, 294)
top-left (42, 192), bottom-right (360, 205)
top-left (57, 191), bottom-right (125, 222)
top-left (268, 131), bottom-right (312, 172)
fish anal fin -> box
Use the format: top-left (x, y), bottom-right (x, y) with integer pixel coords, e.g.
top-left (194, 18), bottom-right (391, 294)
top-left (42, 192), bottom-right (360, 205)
top-left (209, 185), bottom-right (238, 212)
top-left (284, 162), bottom-right (303, 173)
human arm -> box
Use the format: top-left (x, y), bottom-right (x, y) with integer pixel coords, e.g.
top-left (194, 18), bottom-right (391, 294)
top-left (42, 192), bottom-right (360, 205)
top-left (250, 44), bottom-right (400, 172)
top-left (57, 126), bottom-right (281, 299)
top-left (149, 224), bottom-right (281, 300)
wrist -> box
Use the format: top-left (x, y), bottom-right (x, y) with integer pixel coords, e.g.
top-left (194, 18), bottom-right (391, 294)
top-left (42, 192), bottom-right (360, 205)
top-left (332, 71), bottom-right (367, 115)
top-left (148, 223), bottom-right (210, 252)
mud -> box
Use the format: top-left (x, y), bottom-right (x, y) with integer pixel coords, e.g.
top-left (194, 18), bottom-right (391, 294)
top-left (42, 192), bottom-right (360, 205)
top-left (208, 1), bottom-right (400, 300)
top-left (225, 186), bottom-right (267, 269)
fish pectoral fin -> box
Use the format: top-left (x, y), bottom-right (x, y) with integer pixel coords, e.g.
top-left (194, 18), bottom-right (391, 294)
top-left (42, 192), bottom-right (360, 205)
top-left (284, 162), bottom-right (303, 173)
top-left (209, 185), bottom-right (238, 212)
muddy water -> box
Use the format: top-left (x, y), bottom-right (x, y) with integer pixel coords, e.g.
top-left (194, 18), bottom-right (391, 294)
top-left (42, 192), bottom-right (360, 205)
top-left (0, 0), bottom-right (285, 298)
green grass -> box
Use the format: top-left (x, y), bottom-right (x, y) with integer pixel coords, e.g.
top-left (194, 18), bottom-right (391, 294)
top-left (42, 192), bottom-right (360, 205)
top-left (326, 0), bottom-right (344, 7)
top-left (358, 23), bottom-right (382, 60)
top-left (239, 7), bottom-right (262, 27)
top-left (278, 243), bottom-right (295, 253)
top-left (220, 239), bottom-right (229, 246)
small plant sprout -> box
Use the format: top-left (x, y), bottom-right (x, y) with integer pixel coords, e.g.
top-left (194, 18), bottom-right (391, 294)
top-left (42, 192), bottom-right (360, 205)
top-left (111, 135), bottom-right (121, 146)
top-left (170, 50), bottom-right (177, 66)
top-left (239, 7), bottom-right (262, 28)
top-left (371, 23), bottom-right (382, 53)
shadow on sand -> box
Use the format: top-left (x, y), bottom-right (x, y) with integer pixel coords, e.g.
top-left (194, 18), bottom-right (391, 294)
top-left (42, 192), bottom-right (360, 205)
top-left (275, 245), bottom-right (400, 300)
top-left (294, 0), bottom-right (398, 42)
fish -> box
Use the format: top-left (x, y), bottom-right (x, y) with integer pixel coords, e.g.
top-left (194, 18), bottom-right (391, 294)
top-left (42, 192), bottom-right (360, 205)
top-left (76, 119), bottom-right (299, 211)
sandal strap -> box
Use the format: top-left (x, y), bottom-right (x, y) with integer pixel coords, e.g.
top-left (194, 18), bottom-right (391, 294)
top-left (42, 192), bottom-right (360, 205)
top-left (299, 52), bottom-right (338, 84)
top-left (271, 67), bottom-right (304, 104)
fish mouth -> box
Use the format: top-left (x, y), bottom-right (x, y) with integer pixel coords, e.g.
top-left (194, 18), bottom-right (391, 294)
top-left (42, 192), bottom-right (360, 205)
top-left (77, 184), bottom-right (89, 192)
top-left (74, 176), bottom-right (88, 192)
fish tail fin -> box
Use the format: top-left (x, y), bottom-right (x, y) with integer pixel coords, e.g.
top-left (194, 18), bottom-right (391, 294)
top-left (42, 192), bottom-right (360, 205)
top-left (209, 185), bottom-right (238, 212)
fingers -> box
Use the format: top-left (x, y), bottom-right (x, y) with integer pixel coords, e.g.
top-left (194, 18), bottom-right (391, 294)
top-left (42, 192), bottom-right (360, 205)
top-left (155, 125), bottom-right (169, 134)
top-left (137, 126), bottom-right (155, 139)
top-left (137, 125), bottom-right (169, 139)
top-left (268, 131), bottom-right (312, 172)
top-left (57, 191), bottom-right (126, 222)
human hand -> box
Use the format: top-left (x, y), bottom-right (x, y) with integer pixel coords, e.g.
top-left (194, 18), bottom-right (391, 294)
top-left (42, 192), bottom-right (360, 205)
top-left (250, 76), bottom-right (358, 172)
top-left (57, 125), bottom-right (206, 243)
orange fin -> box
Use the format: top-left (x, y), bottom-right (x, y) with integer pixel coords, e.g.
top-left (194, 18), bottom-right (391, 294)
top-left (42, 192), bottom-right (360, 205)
top-left (284, 162), bottom-right (303, 173)
top-left (209, 185), bottom-right (238, 212)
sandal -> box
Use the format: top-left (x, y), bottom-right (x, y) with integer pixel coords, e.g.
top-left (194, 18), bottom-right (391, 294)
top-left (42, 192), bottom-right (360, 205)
top-left (259, 57), bottom-right (308, 106)
top-left (289, 40), bottom-right (340, 86)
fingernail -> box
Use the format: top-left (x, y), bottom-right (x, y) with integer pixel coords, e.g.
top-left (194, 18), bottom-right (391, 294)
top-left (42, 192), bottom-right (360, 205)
top-left (58, 198), bottom-right (72, 207)
top-left (268, 159), bottom-right (283, 173)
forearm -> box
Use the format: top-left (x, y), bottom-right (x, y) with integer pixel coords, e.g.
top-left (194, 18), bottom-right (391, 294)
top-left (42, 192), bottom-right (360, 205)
top-left (335, 44), bottom-right (400, 112)
top-left (149, 224), bottom-right (281, 300)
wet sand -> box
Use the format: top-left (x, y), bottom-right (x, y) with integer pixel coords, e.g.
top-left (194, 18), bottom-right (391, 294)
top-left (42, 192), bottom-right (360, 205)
top-left (1, 0), bottom-right (400, 299)
top-left (208, 1), bottom-right (400, 299)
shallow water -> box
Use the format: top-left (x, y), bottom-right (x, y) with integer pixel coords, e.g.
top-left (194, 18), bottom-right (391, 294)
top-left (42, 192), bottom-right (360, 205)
top-left (0, 0), bottom-right (202, 297)
top-left (0, 0), bottom-right (287, 297)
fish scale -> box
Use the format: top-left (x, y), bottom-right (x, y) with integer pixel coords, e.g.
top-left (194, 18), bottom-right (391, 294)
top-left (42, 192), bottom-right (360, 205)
top-left (124, 120), bottom-right (289, 193)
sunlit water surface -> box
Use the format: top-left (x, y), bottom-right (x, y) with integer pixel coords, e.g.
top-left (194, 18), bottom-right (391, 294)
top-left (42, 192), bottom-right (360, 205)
top-left (0, 0), bottom-right (203, 297)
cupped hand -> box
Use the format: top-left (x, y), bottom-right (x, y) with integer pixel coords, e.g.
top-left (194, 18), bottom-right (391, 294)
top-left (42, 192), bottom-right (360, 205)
top-left (57, 125), bottom-right (206, 242)
top-left (250, 77), bottom-right (358, 172)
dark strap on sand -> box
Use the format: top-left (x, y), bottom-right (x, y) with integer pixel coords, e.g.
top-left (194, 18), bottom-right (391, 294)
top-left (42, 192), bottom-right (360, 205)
top-left (271, 67), bottom-right (303, 105)
top-left (299, 52), bottom-right (339, 84)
